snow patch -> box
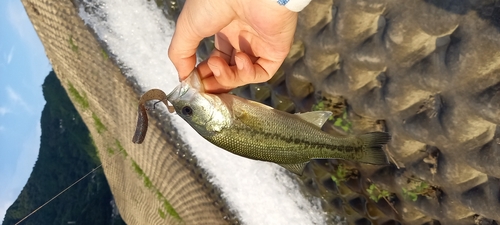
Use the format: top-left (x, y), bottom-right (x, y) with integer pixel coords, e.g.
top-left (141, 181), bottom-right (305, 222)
top-left (79, 0), bottom-right (326, 224)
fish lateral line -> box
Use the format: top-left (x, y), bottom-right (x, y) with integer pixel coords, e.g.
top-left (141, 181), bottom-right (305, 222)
top-left (234, 125), bottom-right (357, 152)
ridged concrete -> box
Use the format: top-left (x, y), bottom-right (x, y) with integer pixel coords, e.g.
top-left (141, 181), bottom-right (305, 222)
top-left (21, 0), bottom-right (238, 224)
top-left (23, 0), bottom-right (500, 224)
top-left (220, 0), bottom-right (500, 224)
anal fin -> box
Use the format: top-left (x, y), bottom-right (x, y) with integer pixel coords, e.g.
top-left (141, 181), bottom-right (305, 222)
top-left (279, 162), bottom-right (309, 175)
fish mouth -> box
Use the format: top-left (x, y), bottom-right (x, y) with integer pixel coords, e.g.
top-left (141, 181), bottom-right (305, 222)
top-left (166, 82), bottom-right (185, 102)
top-left (165, 69), bottom-right (203, 113)
top-left (164, 82), bottom-right (187, 114)
top-left (166, 69), bottom-right (202, 102)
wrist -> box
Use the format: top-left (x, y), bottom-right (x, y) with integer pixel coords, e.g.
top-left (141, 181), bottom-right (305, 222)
top-left (276, 0), bottom-right (312, 12)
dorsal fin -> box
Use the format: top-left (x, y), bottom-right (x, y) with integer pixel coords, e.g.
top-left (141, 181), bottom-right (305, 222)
top-left (296, 111), bottom-right (333, 128)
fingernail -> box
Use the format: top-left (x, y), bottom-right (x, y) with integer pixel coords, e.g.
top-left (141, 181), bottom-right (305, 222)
top-left (210, 64), bottom-right (221, 77)
top-left (235, 56), bottom-right (244, 70)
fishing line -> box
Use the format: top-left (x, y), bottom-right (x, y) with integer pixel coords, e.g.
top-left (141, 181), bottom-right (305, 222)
top-left (16, 92), bottom-right (170, 223)
top-left (14, 144), bottom-right (128, 224)
top-left (15, 164), bottom-right (102, 225)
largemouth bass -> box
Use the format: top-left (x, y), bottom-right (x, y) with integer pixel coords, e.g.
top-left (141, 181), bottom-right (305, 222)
top-left (133, 70), bottom-right (390, 175)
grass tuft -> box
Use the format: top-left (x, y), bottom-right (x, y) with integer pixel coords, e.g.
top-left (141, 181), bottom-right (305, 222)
top-left (106, 147), bottom-right (115, 155)
top-left (367, 183), bottom-right (390, 203)
top-left (402, 179), bottom-right (433, 202)
top-left (92, 113), bottom-right (107, 134)
top-left (114, 139), bottom-right (128, 157)
top-left (331, 164), bottom-right (352, 185)
top-left (67, 82), bottom-right (89, 109)
top-left (131, 161), bottom-right (144, 176)
top-left (143, 176), bottom-right (153, 190)
top-left (101, 48), bottom-right (109, 60)
top-left (158, 208), bottom-right (166, 219)
top-left (131, 160), bottom-right (181, 221)
top-left (163, 199), bottom-right (181, 220)
top-left (68, 36), bottom-right (79, 53)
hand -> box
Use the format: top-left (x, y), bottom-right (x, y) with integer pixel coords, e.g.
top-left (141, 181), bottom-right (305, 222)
top-left (168, 0), bottom-right (298, 93)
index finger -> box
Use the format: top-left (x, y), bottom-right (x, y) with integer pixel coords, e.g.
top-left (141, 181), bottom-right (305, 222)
top-left (168, 14), bottom-right (203, 80)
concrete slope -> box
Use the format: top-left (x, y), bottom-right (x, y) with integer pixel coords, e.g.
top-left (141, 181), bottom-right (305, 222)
top-left (20, 0), bottom-right (237, 224)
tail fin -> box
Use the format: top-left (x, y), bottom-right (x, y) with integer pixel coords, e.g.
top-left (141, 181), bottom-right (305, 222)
top-left (358, 132), bottom-right (391, 165)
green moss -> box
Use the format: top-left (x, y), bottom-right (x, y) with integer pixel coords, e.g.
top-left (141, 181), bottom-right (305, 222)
top-left (68, 36), bottom-right (79, 53)
top-left (101, 49), bottom-right (109, 60)
top-left (143, 176), bottom-right (153, 190)
top-left (115, 139), bottom-right (125, 152)
top-left (121, 149), bottom-right (128, 157)
top-left (114, 139), bottom-right (128, 157)
top-left (155, 190), bottom-right (163, 201)
top-left (131, 161), bottom-right (152, 190)
top-left (67, 82), bottom-right (89, 109)
top-left (158, 208), bottom-right (166, 219)
top-left (92, 113), bottom-right (107, 134)
top-left (106, 147), bottom-right (115, 155)
top-left (163, 199), bottom-right (180, 221)
top-left (132, 162), bottom-right (181, 221)
top-left (131, 161), bottom-right (144, 176)
top-left (157, 198), bottom-right (181, 220)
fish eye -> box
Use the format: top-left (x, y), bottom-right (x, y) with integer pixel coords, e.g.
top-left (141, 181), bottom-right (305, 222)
top-left (181, 106), bottom-right (193, 116)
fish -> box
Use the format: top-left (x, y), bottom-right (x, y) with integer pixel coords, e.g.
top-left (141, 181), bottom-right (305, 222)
top-left (133, 69), bottom-right (391, 175)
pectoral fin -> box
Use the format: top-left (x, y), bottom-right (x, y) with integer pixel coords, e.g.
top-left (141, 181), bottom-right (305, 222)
top-left (296, 111), bottom-right (333, 128)
top-left (279, 162), bottom-right (309, 175)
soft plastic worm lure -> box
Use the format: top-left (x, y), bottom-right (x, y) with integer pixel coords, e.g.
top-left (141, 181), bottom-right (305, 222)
top-left (132, 89), bottom-right (174, 144)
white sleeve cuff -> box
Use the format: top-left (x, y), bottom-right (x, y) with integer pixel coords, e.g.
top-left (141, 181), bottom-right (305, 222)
top-left (276, 0), bottom-right (312, 12)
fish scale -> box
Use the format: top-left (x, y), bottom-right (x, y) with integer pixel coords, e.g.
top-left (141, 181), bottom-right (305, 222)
top-left (208, 98), bottom-right (366, 165)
